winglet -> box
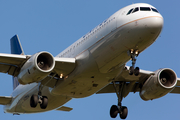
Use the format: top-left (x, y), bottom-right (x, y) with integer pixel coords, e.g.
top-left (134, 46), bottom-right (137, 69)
top-left (10, 35), bottom-right (24, 55)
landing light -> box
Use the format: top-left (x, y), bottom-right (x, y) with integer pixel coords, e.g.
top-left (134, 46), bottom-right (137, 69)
top-left (60, 74), bottom-right (63, 78)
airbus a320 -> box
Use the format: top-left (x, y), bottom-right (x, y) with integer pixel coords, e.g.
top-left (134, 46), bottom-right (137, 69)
top-left (0, 3), bottom-right (179, 119)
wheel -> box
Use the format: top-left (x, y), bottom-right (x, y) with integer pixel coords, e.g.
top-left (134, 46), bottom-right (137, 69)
top-left (30, 95), bottom-right (38, 108)
top-left (120, 106), bottom-right (128, 119)
top-left (40, 96), bottom-right (48, 109)
top-left (129, 66), bottom-right (134, 75)
top-left (110, 105), bottom-right (119, 118)
top-left (134, 67), bottom-right (140, 76)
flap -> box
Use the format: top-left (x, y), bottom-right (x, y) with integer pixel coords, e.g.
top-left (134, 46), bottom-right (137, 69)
top-left (0, 96), bottom-right (12, 105)
top-left (56, 106), bottom-right (73, 112)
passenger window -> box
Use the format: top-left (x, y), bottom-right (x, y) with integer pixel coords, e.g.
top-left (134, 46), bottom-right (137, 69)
top-left (151, 8), bottom-right (159, 13)
top-left (127, 8), bottom-right (134, 15)
top-left (140, 7), bottom-right (151, 11)
top-left (132, 7), bottom-right (139, 13)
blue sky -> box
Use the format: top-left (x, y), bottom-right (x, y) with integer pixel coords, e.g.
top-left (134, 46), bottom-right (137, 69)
top-left (0, 0), bottom-right (179, 120)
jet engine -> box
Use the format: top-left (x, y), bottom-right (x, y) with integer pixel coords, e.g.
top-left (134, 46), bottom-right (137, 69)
top-left (140, 68), bottom-right (177, 101)
top-left (17, 51), bottom-right (55, 84)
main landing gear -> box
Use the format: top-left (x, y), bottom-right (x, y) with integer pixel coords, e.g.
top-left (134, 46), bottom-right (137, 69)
top-left (128, 49), bottom-right (140, 76)
top-left (30, 83), bottom-right (48, 109)
top-left (110, 81), bottom-right (128, 119)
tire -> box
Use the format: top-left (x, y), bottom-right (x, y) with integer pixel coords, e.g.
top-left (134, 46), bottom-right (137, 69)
top-left (129, 66), bottom-right (134, 75)
top-left (30, 95), bottom-right (38, 108)
top-left (40, 96), bottom-right (48, 109)
top-left (134, 67), bottom-right (140, 76)
top-left (110, 105), bottom-right (119, 118)
top-left (120, 106), bottom-right (128, 119)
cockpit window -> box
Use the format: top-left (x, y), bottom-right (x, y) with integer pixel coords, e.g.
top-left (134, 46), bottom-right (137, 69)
top-left (140, 7), bottom-right (151, 11)
top-left (151, 8), bottom-right (159, 13)
top-left (127, 7), bottom-right (159, 15)
top-left (132, 7), bottom-right (139, 13)
top-left (127, 8), bottom-right (134, 15)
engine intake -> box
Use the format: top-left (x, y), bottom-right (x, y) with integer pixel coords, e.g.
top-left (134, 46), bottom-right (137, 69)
top-left (140, 68), bottom-right (177, 101)
top-left (36, 52), bottom-right (54, 71)
top-left (17, 51), bottom-right (55, 84)
top-left (159, 69), bottom-right (176, 87)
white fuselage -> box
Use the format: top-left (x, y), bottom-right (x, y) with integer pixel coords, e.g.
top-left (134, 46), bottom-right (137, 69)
top-left (4, 3), bottom-right (163, 114)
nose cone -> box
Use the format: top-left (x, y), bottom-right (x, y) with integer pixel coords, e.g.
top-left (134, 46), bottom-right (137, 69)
top-left (147, 16), bottom-right (164, 33)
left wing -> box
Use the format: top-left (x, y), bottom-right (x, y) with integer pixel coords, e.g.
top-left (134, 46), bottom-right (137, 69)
top-left (97, 66), bottom-right (179, 100)
top-left (0, 53), bottom-right (28, 76)
top-left (96, 67), bottom-right (154, 95)
top-left (170, 78), bottom-right (180, 94)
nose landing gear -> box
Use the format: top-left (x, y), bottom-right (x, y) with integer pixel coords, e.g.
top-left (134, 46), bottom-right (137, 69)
top-left (128, 49), bottom-right (140, 76)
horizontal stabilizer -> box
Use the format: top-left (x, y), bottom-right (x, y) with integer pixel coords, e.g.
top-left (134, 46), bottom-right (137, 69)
top-left (56, 106), bottom-right (73, 112)
top-left (0, 96), bottom-right (12, 105)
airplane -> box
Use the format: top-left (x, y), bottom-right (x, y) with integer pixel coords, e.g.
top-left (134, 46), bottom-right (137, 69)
top-left (0, 2), bottom-right (179, 119)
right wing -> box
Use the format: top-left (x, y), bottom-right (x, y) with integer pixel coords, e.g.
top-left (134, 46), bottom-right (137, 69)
top-left (0, 53), bottom-right (28, 76)
top-left (0, 53), bottom-right (76, 76)
top-left (0, 35), bottom-right (76, 84)
top-left (0, 53), bottom-right (76, 87)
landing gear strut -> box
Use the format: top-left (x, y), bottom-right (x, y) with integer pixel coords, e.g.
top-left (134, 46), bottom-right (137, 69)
top-left (128, 49), bottom-right (140, 76)
top-left (110, 81), bottom-right (128, 119)
top-left (30, 83), bottom-right (48, 109)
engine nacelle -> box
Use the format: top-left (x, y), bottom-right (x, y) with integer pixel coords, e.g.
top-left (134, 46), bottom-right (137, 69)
top-left (17, 51), bottom-right (55, 84)
top-left (140, 68), bottom-right (177, 101)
